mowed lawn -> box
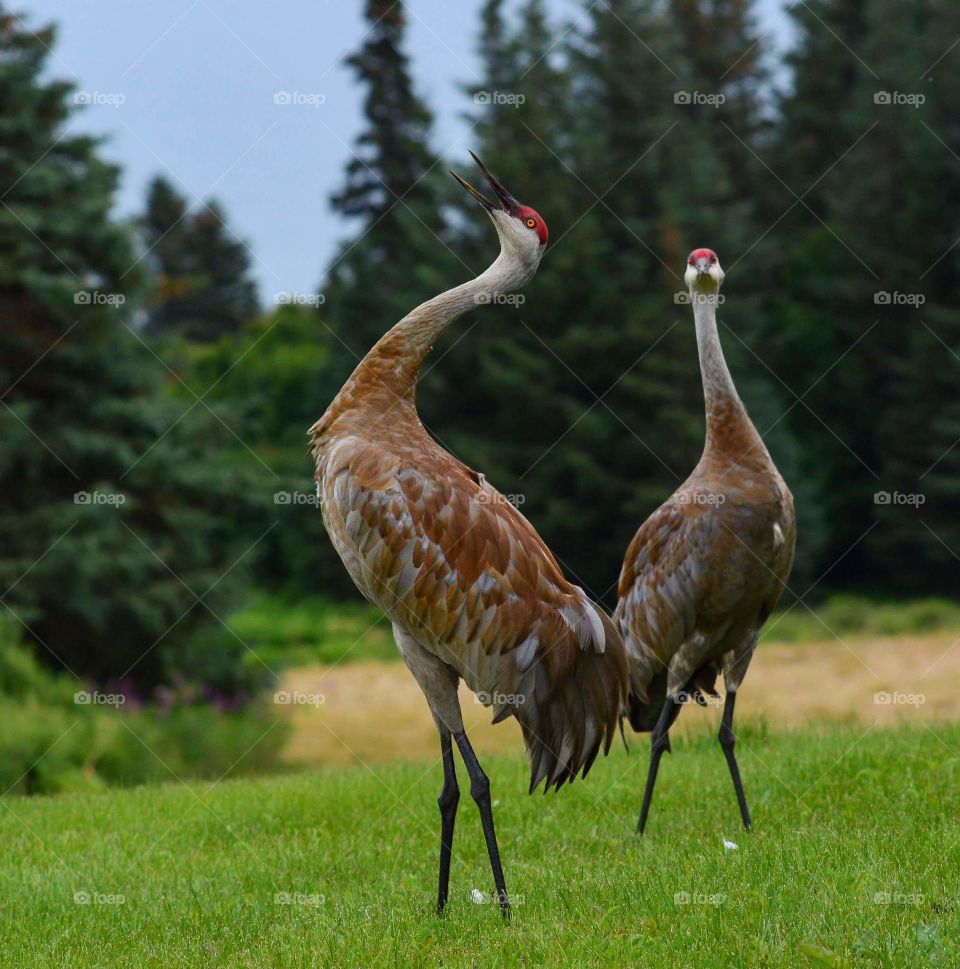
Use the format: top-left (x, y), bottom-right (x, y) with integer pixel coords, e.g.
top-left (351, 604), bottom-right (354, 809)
top-left (2, 722), bottom-right (959, 968)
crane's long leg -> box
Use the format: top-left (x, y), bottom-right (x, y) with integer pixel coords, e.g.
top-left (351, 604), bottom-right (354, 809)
top-left (436, 728), bottom-right (460, 915)
top-left (453, 730), bottom-right (510, 919)
top-left (719, 691), bottom-right (751, 830)
top-left (637, 695), bottom-right (682, 835)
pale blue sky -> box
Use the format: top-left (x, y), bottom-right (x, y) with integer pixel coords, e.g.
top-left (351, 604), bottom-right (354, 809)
top-left (26, 0), bottom-right (791, 299)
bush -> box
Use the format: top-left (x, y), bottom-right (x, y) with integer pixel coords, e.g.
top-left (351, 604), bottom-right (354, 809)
top-left (763, 595), bottom-right (960, 644)
top-left (0, 621), bottom-right (288, 795)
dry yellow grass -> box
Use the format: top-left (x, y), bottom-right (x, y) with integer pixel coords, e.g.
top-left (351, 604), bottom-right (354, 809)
top-left (277, 632), bottom-right (960, 768)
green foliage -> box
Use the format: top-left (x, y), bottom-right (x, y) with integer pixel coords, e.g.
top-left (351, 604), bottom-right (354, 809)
top-left (0, 723), bottom-right (958, 965)
top-left (763, 594), bottom-right (960, 643)
top-left (0, 621), bottom-right (287, 795)
top-left (228, 593), bottom-right (394, 667)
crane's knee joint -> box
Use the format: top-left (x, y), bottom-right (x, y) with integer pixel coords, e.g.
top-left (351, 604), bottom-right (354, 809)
top-left (719, 725), bottom-right (735, 751)
top-left (438, 784), bottom-right (460, 811)
top-left (469, 773), bottom-right (491, 803)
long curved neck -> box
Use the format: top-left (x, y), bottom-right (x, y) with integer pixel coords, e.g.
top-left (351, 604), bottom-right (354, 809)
top-left (693, 295), bottom-right (766, 463)
top-left (328, 247), bottom-right (529, 423)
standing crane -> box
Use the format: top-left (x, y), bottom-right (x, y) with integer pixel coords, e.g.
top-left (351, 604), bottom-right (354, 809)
top-left (617, 248), bottom-right (795, 835)
top-left (309, 153), bottom-right (629, 918)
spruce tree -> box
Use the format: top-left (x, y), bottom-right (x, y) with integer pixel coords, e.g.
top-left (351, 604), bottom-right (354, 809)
top-left (141, 175), bottom-right (259, 341)
top-left (321, 0), bottom-right (453, 382)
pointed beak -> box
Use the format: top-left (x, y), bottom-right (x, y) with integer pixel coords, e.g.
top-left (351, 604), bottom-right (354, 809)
top-left (694, 259), bottom-right (712, 274)
top-left (449, 151), bottom-right (520, 214)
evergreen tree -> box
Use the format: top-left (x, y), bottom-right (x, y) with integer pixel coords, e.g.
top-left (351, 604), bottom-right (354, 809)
top-left (0, 12), bottom-right (259, 691)
top-left (768, 0), bottom-right (958, 591)
top-left (141, 174), bottom-right (259, 341)
top-left (322, 0), bottom-right (454, 381)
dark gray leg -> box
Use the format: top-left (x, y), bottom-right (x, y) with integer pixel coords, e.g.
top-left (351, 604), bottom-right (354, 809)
top-left (719, 691), bottom-right (752, 830)
top-left (436, 729), bottom-right (460, 915)
top-left (637, 695), bottom-right (682, 834)
top-left (453, 730), bottom-right (510, 918)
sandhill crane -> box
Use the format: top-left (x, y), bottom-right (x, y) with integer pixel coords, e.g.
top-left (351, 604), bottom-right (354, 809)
top-left (309, 153), bottom-right (628, 917)
top-left (617, 248), bottom-right (795, 834)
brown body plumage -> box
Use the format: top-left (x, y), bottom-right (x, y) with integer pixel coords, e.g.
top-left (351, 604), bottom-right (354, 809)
top-left (309, 155), bottom-right (628, 914)
top-left (617, 248), bottom-right (796, 832)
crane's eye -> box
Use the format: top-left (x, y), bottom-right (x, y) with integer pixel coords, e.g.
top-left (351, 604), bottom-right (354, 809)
top-left (525, 217), bottom-right (537, 229)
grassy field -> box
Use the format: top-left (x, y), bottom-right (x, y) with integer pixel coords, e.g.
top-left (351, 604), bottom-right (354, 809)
top-left (2, 721), bottom-right (958, 968)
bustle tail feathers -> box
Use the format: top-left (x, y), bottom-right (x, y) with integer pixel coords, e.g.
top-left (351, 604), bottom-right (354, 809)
top-left (497, 604), bottom-right (630, 793)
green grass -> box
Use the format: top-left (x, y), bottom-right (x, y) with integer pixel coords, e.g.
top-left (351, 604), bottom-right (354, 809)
top-left (761, 595), bottom-right (960, 644)
top-left (2, 721), bottom-right (959, 967)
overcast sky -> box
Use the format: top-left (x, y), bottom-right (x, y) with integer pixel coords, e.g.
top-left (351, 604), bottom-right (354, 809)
top-left (26, 0), bottom-right (791, 300)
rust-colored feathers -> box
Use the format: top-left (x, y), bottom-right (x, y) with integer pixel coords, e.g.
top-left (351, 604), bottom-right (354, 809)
top-left (313, 418), bottom-right (628, 791)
